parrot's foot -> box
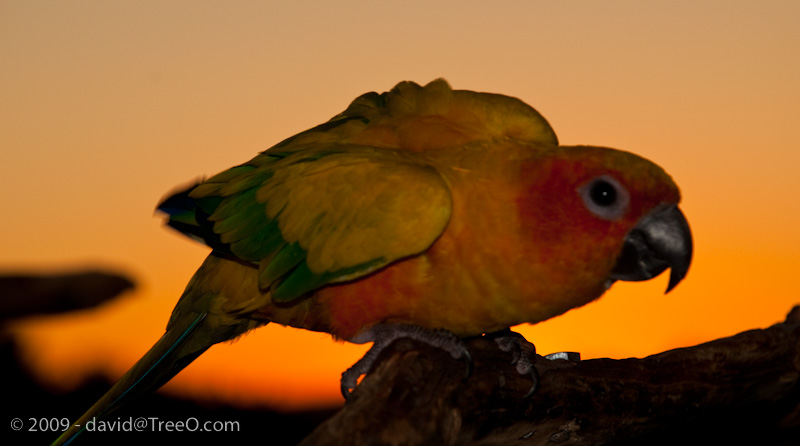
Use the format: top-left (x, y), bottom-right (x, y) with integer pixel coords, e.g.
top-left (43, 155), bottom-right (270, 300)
top-left (486, 329), bottom-right (539, 397)
top-left (341, 324), bottom-right (471, 399)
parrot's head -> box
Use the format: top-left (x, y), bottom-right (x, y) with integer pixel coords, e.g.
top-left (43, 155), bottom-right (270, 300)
top-left (518, 146), bottom-right (692, 296)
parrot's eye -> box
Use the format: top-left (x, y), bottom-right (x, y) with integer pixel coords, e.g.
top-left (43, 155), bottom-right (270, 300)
top-left (590, 180), bottom-right (617, 206)
top-left (580, 175), bottom-right (630, 220)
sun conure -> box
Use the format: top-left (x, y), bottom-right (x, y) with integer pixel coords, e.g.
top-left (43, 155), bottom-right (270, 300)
top-left (52, 79), bottom-right (692, 445)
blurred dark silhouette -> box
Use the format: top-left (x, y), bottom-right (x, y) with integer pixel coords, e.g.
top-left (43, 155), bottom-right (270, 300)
top-left (0, 270), bottom-right (134, 320)
top-left (1, 268), bottom-right (337, 445)
top-left (3, 335), bottom-right (337, 445)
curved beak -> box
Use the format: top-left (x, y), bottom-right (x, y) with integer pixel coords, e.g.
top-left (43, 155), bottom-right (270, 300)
top-left (610, 204), bottom-right (693, 293)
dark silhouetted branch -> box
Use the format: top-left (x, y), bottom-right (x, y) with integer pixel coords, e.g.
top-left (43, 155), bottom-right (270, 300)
top-left (0, 271), bottom-right (134, 320)
top-left (301, 306), bottom-right (800, 445)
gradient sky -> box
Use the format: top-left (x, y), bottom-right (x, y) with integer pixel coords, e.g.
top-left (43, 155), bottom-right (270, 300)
top-left (2, 1), bottom-right (799, 409)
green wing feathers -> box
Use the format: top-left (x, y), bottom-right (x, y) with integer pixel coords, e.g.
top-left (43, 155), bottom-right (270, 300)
top-left (159, 148), bottom-right (452, 302)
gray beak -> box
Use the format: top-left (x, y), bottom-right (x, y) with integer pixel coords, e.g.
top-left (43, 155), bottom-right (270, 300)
top-left (610, 204), bottom-right (693, 293)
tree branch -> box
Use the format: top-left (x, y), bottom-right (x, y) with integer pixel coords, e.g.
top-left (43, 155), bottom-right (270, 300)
top-left (0, 271), bottom-right (134, 320)
top-left (301, 306), bottom-right (800, 445)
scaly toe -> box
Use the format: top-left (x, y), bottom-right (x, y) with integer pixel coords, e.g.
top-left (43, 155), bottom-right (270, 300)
top-left (340, 369), bottom-right (359, 399)
top-left (488, 329), bottom-right (540, 397)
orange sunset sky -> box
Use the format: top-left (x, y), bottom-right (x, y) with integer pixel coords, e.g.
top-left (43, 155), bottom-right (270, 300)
top-left (2, 1), bottom-right (799, 410)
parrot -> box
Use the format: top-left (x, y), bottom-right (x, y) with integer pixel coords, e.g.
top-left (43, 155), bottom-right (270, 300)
top-left (52, 79), bottom-right (692, 445)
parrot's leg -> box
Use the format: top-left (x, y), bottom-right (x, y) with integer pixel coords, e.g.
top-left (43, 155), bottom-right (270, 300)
top-left (341, 323), bottom-right (472, 398)
top-left (485, 329), bottom-right (540, 397)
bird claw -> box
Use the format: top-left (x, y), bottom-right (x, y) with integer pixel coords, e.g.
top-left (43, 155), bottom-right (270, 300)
top-left (340, 324), bottom-right (471, 399)
top-left (461, 348), bottom-right (474, 378)
top-left (487, 329), bottom-right (540, 397)
top-left (340, 377), bottom-right (355, 400)
top-left (341, 361), bottom-right (368, 399)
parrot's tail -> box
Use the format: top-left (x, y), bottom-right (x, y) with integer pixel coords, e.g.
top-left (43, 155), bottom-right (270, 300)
top-left (50, 312), bottom-right (211, 446)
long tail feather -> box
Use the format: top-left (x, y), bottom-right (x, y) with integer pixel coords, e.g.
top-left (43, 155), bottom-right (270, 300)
top-left (51, 312), bottom-right (209, 446)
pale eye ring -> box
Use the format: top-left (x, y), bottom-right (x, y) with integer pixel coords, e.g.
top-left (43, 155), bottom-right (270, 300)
top-left (579, 175), bottom-right (630, 220)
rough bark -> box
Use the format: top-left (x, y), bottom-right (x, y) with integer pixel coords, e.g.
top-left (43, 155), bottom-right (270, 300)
top-left (301, 306), bottom-right (800, 446)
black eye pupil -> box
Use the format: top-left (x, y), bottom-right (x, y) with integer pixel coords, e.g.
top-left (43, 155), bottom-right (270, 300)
top-left (590, 180), bottom-right (617, 207)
